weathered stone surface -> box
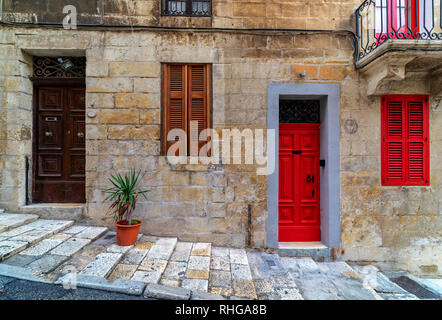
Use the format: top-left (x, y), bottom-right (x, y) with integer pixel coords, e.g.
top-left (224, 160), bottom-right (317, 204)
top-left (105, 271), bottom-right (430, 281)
top-left (0, 240), bottom-right (28, 261)
top-left (144, 283), bottom-right (191, 300)
top-left (133, 241), bottom-right (154, 250)
top-left (0, 225), bottom-right (34, 238)
top-left (186, 270), bottom-right (210, 279)
top-left (138, 258), bottom-right (168, 273)
top-left (131, 270), bottom-right (162, 284)
top-left (170, 242), bottom-right (193, 262)
top-left (182, 278), bottom-right (209, 292)
top-left (63, 226), bottom-right (88, 235)
top-left (209, 270), bottom-right (231, 288)
top-left (232, 280), bottom-right (257, 299)
top-left (352, 265), bottom-right (408, 294)
top-left (211, 246), bottom-right (229, 257)
top-left (80, 252), bottom-right (123, 277)
top-left (163, 261), bottom-right (187, 281)
top-left (329, 276), bottom-right (381, 300)
top-left (2, 254), bottom-right (39, 267)
top-left (93, 232), bottom-right (117, 246)
top-left (230, 248), bottom-right (248, 265)
top-left (191, 243), bottom-right (211, 256)
top-left (28, 255), bottom-right (69, 274)
top-left (0, 214), bottom-right (38, 231)
top-left (107, 263), bottom-right (137, 282)
top-left (121, 249), bottom-right (148, 265)
top-left (26, 220), bottom-right (74, 233)
top-left (231, 264), bottom-right (253, 281)
top-left (50, 238), bottom-right (91, 256)
top-left (191, 291), bottom-right (226, 300)
top-left (294, 274), bottom-right (344, 300)
top-left (57, 274), bottom-right (146, 295)
top-left (20, 235), bottom-right (70, 256)
top-left (76, 227), bottom-right (108, 240)
top-left (188, 256), bottom-right (211, 271)
top-left (211, 255), bottom-right (230, 271)
top-left (147, 238), bottom-right (177, 260)
top-left (9, 229), bottom-right (52, 244)
top-left (274, 287), bottom-right (304, 300)
top-left (107, 244), bottom-right (133, 254)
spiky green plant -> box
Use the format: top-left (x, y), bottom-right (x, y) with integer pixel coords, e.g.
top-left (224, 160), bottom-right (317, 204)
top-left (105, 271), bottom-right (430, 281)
top-left (103, 169), bottom-right (149, 225)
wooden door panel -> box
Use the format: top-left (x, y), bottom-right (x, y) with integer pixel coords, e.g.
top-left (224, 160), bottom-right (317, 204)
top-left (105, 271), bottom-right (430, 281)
top-left (37, 114), bottom-right (63, 150)
top-left (279, 125), bottom-right (320, 242)
top-left (68, 115), bottom-right (85, 150)
top-left (33, 85), bottom-right (85, 203)
top-left (37, 154), bottom-right (63, 177)
top-left (38, 88), bottom-right (63, 111)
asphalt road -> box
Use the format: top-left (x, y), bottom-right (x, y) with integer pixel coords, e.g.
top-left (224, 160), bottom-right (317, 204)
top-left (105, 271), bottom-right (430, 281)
top-left (0, 276), bottom-right (148, 300)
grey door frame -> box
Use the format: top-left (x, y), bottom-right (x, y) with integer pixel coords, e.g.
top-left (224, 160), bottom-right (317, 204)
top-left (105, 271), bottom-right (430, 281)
top-left (267, 83), bottom-right (341, 249)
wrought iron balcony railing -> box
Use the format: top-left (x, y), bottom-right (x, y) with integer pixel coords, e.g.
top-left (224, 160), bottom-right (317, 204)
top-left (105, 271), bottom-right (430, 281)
top-left (162, 0), bottom-right (211, 17)
top-left (356, 0), bottom-right (442, 60)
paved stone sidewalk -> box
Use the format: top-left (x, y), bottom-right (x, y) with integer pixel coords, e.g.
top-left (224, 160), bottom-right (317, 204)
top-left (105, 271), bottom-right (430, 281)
top-left (0, 213), bottom-right (426, 300)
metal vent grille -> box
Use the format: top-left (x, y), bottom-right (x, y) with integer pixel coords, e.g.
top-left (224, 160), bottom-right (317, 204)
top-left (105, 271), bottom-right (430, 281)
top-left (33, 57), bottom-right (86, 78)
top-left (279, 100), bottom-right (320, 124)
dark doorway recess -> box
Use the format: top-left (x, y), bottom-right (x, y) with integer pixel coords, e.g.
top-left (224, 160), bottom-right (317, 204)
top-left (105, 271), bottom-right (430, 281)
top-left (32, 78), bottom-right (86, 203)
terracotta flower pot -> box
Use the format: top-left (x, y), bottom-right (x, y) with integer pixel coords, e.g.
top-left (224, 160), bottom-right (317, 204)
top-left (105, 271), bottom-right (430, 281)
top-left (115, 219), bottom-right (142, 246)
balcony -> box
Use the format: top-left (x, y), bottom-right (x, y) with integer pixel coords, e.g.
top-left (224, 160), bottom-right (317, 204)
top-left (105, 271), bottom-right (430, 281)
top-left (355, 0), bottom-right (442, 95)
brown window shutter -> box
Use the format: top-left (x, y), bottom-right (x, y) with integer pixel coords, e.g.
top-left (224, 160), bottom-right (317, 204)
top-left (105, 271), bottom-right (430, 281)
top-left (187, 64), bottom-right (210, 156)
top-left (162, 64), bottom-right (186, 155)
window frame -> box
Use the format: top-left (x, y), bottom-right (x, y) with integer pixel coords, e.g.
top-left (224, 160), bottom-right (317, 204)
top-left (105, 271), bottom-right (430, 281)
top-left (161, 0), bottom-right (212, 17)
top-left (161, 63), bottom-right (212, 156)
top-left (381, 94), bottom-right (430, 187)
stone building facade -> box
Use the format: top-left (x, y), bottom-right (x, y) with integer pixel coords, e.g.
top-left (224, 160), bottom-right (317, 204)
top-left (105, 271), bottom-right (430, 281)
top-left (0, 0), bottom-right (441, 276)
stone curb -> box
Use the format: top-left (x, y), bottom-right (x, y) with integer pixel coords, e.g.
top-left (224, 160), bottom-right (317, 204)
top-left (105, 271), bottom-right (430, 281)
top-left (144, 283), bottom-right (191, 300)
top-left (56, 274), bottom-right (146, 296)
top-left (190, 291), bottom-right (226, 300)
top-left (143, 283), bottom-right (226, 300)
top-left (0, 263), bottom-right (53, 284)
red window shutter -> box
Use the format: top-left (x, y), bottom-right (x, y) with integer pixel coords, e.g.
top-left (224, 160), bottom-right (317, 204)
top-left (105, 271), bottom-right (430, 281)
top-left (381, 95), bottom-right (429, 186)
top-left (188, 64), bottom-right (210, 155)
top-left (406, 96), bottom-right (429, 185)
top-left (163, 64), bottom-right (186, 155)
top-left (382, 97), bottom-right (405, 185)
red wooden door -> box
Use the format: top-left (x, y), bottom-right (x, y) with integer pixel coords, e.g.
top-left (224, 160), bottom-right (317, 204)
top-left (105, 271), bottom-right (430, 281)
top-left (33, 84), bottom-right (86, 203)
top-left (279, 123), bottom-right (320, 242)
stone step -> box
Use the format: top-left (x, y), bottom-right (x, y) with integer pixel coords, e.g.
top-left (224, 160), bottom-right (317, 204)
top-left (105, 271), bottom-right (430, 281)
top-left (20, 204), bottom-right (85, 221)
top-left (80, 252), bottom-right (124, 278)
top-left (0, 213), bottom-right (39, 233)
top-left (278, 242), bottom-right (330, 262)
top-left (318, 261), bottom-right (363, 280)
top-left (351, 265), bottom-right (415, 298)
top-left (0, 219), bottom-right (75, 262)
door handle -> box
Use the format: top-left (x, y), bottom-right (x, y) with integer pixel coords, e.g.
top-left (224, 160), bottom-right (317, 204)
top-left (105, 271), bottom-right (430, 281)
top-left (312, 189), bottom-right (315, 198)
top-left (45, 132), bottom-right (53, 137)
top-left (77, 132), bottom-right (84, 138)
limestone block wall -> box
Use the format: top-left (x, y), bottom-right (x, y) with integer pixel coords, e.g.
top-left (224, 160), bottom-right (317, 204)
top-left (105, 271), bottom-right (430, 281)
top-left (2, 0), bottom-right (363, 30)
top-left (340, 80), bottom-right (442, 276)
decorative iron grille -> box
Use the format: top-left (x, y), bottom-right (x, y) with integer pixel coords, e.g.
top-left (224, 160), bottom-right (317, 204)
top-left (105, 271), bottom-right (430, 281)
top-left (33, 56), bottom-right (86, 78)
top-left (356, 0), bottom-right (442, 61)
top-left (279, 100), bottom-right (321, 124)
top-left (162, 0), bottom-right (211, 16)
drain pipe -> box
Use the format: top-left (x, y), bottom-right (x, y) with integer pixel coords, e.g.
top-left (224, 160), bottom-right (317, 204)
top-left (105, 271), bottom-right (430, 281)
top-left (246, 204), bottom-right (252, 248)
top-left (25, 155), bottom-right (29, 205)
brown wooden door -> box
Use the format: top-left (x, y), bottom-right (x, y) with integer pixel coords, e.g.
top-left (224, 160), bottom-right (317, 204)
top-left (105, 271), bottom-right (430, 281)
top-left (33, 84), bottom-right (85, 203)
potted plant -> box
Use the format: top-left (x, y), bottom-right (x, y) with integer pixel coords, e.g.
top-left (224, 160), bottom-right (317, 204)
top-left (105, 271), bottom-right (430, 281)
top-left (103, 169), bottom-right (149, 246)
